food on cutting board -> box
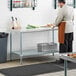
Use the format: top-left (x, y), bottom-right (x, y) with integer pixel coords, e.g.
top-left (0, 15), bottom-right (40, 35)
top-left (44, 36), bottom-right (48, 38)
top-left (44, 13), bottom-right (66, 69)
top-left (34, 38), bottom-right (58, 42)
top-left (68, 54), bottom-right (76, 58)
top-left (26, 24), bottom-right (40, 29)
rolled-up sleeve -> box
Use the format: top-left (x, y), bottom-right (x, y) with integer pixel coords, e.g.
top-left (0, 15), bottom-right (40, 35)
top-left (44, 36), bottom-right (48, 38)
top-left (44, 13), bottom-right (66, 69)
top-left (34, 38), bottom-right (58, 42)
top-left (54, 8), bottom-right (64, 26)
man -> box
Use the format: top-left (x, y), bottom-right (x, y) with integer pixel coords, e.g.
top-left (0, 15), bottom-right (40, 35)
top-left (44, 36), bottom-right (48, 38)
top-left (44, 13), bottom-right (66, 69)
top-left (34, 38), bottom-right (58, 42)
top-left (47, 0), bottom-right (74, 62)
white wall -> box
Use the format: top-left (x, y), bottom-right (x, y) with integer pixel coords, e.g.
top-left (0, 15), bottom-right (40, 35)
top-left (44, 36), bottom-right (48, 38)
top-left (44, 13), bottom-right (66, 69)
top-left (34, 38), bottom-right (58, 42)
top-left (0, 0), bottom-right (10, 29)
top-left (11, 0), bottom-right (56, 26)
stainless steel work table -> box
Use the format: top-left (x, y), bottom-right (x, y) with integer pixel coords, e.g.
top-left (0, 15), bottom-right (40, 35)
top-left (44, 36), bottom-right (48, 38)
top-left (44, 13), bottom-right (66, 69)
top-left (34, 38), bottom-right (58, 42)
top-left (60, 53), bottom-right (76, 76)
top-left (10, 27), bottom-right (58, 64)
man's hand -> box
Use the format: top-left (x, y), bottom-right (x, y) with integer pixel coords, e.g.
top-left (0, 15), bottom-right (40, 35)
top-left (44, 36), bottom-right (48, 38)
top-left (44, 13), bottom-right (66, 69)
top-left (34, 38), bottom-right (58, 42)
top-left (41, 24), bottom-right (54, 28)
top-left (47, 24), bottom-right (54, 27)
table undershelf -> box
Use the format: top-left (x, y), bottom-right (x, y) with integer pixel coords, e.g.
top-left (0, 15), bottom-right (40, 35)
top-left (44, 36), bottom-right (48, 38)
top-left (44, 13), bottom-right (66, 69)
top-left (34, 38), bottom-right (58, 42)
top-left (12, 49), bottom-right (58, 57)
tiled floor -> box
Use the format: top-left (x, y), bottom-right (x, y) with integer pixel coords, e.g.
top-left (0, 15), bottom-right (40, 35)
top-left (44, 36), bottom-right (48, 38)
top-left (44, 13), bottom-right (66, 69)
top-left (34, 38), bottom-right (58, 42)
top-left (0, 56), bottom-right (76, 76)
top-left (0, 55), bottom-right (56, 69)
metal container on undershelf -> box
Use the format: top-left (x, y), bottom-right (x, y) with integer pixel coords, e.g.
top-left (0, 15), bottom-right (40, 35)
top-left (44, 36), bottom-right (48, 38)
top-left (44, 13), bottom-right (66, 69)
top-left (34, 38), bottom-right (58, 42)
top-left (49, 42), bottom-right (57, 51)
top-left (37, 42), bottom-right (57, 52)
top-left (37, 43), bottom-right (49, 52)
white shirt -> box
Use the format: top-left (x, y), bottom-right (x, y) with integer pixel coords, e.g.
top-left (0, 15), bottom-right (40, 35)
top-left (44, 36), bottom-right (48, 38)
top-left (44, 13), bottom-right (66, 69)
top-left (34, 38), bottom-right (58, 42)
top-left (54, 4), bottom-right (74, 33)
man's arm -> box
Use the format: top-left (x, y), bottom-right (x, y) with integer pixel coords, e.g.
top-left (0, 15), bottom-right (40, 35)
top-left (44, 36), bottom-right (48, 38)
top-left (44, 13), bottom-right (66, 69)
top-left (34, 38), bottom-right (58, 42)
top-left (47, 8), bottom-right (64, 27)
top-left (72, 10), bottom-right (74, 21)
top-left (54, 8), bottom-right (64, 26)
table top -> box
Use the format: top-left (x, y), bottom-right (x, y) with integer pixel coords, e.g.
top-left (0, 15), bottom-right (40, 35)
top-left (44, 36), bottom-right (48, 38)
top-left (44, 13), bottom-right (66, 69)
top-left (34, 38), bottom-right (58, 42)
top-left (9, 27), bottom-right (58, 33)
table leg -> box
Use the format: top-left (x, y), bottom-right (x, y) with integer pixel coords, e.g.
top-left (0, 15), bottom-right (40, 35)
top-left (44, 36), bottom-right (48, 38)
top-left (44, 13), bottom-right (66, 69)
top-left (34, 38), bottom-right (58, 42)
top-left (52, 52), bottom-right (54, 56)
top-left (20, 55), bottom-right (23, 64)
top-left (10, 32), bottom-right (12, 61)
top-left (20, 32), bottom-right (23, 64)
top-left (64, 60), bottom-right (68, 76)
top-left (52, 28), bottom-right (54, 56)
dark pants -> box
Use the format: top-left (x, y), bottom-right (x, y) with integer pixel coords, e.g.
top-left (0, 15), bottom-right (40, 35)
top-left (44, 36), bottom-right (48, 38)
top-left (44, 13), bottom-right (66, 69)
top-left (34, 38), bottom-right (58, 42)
top-left (59, 32), bottom-right (73, 53)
